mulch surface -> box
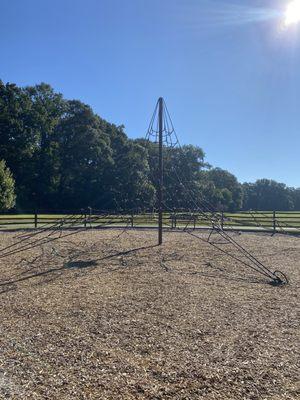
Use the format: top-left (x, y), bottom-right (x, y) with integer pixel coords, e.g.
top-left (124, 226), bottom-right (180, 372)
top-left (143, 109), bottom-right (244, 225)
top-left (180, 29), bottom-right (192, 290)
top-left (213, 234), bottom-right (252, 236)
top-left (0, 229), bottom-right (299, 399)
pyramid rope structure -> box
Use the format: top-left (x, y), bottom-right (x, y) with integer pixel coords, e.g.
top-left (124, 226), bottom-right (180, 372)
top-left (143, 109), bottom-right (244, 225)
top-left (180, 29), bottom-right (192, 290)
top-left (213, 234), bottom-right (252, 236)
top-left (146, 98), bottom-right (288, 286)
top-left (0, 99), bottom-right (290, 285)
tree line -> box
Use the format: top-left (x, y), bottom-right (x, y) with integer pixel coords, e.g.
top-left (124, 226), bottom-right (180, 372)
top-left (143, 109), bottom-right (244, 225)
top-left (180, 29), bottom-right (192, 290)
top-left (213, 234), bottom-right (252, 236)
top-left (0, 80), bottom-right (299, 212)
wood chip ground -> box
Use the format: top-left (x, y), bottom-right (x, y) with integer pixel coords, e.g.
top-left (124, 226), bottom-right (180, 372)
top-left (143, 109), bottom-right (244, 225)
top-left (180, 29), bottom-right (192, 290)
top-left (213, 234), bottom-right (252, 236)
top-left (0, 229), bottom-right (299, 399)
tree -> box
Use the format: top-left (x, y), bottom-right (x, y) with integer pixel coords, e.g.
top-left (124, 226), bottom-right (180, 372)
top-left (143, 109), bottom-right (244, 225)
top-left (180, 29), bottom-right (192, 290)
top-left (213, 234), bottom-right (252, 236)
top-left (1, 79), bottom-right (298, 213)
top-left (290, 188), bottom-right (300, 211)
top-left (137, 140), bottom-right (208, 210)
top-left (54, 100), bottom-right (113, 209)
top-left (201, 168), bottom-right (243, 211)
top-left (242, 179), bottom-right (294, 211)
top-left (102, 129), bottom-right (155, 211)
top-left (0, 81), bottom-right (39, 207)
top-left (0, 160), bottom-right (16, 210)
top-left (24, 83), bottom-right (67, 208)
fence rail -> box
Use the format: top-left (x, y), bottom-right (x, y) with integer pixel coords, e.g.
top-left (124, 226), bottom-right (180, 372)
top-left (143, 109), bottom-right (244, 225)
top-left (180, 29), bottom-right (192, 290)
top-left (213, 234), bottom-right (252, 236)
top-left (0, 210), bottom-right (300, 234)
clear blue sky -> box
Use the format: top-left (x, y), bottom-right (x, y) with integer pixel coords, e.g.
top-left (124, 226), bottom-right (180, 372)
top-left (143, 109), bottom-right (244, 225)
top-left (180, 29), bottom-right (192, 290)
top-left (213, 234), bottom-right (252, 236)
top-left (1, 0), bottom-right (300, 187)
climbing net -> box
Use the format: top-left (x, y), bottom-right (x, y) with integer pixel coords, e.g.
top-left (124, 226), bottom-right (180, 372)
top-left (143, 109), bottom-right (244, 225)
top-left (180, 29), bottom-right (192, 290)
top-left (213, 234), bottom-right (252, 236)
top-left (145, 98), bottom-right (288, 286)
top-left (0, 98), bottom-right (289, 286)
top-left (0, 211), bottom-right (131, 261)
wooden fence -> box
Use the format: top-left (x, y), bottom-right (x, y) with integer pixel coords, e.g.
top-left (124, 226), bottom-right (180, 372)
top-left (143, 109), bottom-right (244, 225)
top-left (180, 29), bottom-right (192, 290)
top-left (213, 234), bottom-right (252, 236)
top-left (0, 210), bottom-right (300, 234)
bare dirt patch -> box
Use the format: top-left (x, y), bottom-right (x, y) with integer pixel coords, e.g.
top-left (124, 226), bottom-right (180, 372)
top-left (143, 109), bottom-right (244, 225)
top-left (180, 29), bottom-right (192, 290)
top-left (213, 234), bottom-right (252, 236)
top-left (0, 230), bottom-right (299, 399)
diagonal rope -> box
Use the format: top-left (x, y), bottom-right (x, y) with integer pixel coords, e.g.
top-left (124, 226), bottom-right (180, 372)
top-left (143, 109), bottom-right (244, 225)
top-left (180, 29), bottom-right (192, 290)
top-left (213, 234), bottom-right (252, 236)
top-left (145, 98), bottom-right (288, 284)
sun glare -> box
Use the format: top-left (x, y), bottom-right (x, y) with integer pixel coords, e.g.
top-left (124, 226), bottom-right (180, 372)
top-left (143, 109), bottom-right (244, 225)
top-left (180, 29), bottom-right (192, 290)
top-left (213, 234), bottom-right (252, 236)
top-left (285, 0), bottom-right (300, 26)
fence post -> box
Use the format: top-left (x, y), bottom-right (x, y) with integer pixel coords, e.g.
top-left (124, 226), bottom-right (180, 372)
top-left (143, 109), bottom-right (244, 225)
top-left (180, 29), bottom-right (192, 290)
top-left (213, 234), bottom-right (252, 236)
top-left (34, 210), bottom-right (38, 228)
top-left (89, 207), bottom-right (92, 228)
top-left (273, 210), bottom-right (276, 234)
top-left (193, 215), bottom-right (196, 230)
top-left (221, 210), bottom-right (224, 231)
top-left (131, 213), bottom-right (134, 228)
top-left (84, 210), bottom-right (87, 229)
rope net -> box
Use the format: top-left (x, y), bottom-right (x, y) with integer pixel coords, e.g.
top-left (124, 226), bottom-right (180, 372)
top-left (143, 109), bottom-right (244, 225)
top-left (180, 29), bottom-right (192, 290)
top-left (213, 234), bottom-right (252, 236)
top-left (145, 98), bottom-right (288, 285)
top-left (0, 98), bottom-right (289, 286)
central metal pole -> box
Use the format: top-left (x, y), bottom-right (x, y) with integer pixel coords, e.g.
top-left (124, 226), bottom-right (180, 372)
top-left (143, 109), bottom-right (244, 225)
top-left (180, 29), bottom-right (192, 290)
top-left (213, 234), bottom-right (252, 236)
top-left (158, 97), bottom-right (163, 245)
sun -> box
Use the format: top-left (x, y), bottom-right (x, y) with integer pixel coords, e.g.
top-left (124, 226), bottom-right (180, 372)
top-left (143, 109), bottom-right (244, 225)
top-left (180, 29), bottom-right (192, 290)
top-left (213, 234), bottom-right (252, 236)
top-left (285, 0), bottom-right (300, 26)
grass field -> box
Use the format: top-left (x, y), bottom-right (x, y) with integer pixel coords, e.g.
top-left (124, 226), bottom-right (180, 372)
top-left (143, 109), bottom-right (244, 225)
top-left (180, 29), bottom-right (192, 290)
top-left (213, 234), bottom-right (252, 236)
top-left (0, 229), bottom-right (299, 399)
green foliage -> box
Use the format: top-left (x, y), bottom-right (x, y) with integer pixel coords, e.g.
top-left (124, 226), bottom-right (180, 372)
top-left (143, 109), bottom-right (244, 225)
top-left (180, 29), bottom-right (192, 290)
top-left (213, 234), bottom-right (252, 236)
top-left (0, 160), bottom-right (16, 210)
top-left (242, 179), bottom-right (294, 211)
top-left (137, 140), bottom-right (207, 210)
top-left (53, 100), bottom-right (113, 208)
top-left (199, 168), bottom-right (243, 211)
top-left (290, 188), bottom-right (300, 211)
top-left (24, 83), bottom-right (67, 208)
top-left (0, 79), bottom-right (298, 212)
top-left (0, 80), bottom-right (156, 211)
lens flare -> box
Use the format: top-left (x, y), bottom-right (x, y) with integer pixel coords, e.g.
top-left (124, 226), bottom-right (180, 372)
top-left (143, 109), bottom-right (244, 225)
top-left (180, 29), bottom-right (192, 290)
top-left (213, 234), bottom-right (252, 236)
top-left (285, 0), bottom-right (300, 26)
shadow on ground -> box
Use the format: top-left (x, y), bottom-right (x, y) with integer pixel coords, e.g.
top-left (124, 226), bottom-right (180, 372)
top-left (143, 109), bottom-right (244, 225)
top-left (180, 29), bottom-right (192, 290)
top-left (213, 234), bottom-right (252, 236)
top-left (0, 245), bottom-right (157, 294)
